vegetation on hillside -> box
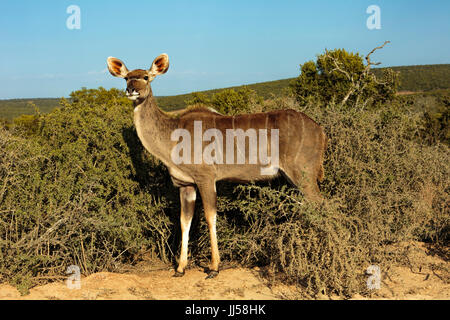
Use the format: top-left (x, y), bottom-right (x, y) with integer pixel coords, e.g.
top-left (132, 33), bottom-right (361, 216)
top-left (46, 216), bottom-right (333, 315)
top-left (0, 64), bottom-right (449, 119)
top-left (0, 47), bottom-right (449, 298)
top-left (374, 64), bottom-right (450, 92)
top-left (156, 63), bottom-right (449, 111)
top-left (0, 98), bottom-right (60, 122)
top-left (184, 87), bottom-right (263, 115)
top-left (289, 44), bottom-right (399, 108)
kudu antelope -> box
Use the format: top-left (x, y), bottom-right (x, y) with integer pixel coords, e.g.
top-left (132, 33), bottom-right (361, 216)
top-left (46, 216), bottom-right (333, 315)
top-left (107, 54), bottom-right (327, 279)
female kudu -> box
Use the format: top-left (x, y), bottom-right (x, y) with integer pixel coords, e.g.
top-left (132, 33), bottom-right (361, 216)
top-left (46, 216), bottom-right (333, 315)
top-left (107, 54), bottom-right (327, 278)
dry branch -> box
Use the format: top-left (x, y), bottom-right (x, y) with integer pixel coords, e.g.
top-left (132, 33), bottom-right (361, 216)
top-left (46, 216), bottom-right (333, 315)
top-left (324, 41), bottom-right (391, 107)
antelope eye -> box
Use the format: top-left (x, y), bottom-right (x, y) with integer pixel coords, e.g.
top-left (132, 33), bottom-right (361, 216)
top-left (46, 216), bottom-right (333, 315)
top-left (144, 76), bottom-right (149, 81)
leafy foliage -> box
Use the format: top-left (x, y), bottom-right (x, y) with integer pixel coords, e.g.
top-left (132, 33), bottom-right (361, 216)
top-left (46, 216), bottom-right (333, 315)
top-left (185, 87), bottom-right (262, 115)
top-left (190, 100), bottom-right (449, 297)
top-left (0, 98), bottom-right (60, 121)
top-left (155, 64), bottom-right (450, 112)
top-left (0, 88), bottom-right (176, 293)
top-left (290, 48), bottom-right (399, 108)
top-left (0, 61), bottom-right (448, 298)
top-left (375, 64), bottom-right (450, 92)
top-left (396, 89), bottom-right (450, 146)
top-left (12, 114), bottom-right (40, 135)
top-left (0, 65), bottom-right (448, 117)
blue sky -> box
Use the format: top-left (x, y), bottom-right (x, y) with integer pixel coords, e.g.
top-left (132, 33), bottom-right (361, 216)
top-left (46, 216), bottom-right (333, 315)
top-left (0, 0), bottom-right (449, 99)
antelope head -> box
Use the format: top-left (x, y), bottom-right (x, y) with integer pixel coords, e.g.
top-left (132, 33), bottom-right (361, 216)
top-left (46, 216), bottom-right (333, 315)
top-left (106, 54), bottom-right (169, 101)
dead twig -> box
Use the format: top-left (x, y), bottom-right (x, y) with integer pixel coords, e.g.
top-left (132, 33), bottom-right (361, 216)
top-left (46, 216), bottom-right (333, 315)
top-left (365, 41), bottom-right (390, 68)
top-left (324, 41), bottom-right (391, 107)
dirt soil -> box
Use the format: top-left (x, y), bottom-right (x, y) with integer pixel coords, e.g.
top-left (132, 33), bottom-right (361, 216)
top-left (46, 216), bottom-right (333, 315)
top-left (0, 242), bottom-right (448, 300)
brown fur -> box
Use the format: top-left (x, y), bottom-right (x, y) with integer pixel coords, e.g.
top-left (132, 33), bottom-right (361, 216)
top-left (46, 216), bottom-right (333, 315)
top-left (107, 54), bottom-right (327, 278)
top-left (127, 69), bottom-right (148, 78)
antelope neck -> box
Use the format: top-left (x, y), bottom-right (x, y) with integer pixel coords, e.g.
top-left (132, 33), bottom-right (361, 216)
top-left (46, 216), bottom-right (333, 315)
top-left (133, 86), bottom-right (174, 164)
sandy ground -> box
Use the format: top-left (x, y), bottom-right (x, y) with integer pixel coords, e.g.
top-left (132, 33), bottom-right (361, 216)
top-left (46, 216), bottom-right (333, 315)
top-left (0, 242), bottom-right (448, 300)
top-left (0, 268), bottom-right (280, 300)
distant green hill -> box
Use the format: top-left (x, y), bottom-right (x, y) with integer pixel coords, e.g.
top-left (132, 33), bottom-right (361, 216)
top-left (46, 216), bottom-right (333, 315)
top-left (0, 98), bottom-right (61, 121)
top-left (156, 64), bottom-right (450, 111)
top-left (156, 78), bottom-right (291, 111)
top-left (1, 64), bottom-right (449, 119)
top-left (375, 64), bottom-right (450, 92)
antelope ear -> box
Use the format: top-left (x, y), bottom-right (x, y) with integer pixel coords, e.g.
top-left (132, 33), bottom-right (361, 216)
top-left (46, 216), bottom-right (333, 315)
top-left (149, 54), bottom-right (169, 76)
top-left (107, 57), bottom-right (129, 78)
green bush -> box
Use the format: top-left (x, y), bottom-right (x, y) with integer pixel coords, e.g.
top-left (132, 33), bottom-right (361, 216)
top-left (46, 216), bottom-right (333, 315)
top-left (290, 48), bottom-right (399, 108)
top-left (12, 114), bottom-right (40, 135)
top-left (0, 88), bottom-right (175, 293)
top-left (187, 99), bottom-right (449, 297)
top-left (185, 87), bottom-right (263, 115)
top-left (0, 87), bottom-right (448, 298)
top-left (417, 92), bottom-right (449, 146)
top-left (394, 89), bottom-right (450, 146)
top-left (184, 92), bottom-right (211, 107)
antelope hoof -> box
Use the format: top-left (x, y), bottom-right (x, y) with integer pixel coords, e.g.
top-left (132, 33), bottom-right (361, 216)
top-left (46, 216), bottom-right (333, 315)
top-left (205, 270), bottom-right (219, 279)
top-left (173, 270), bottom-right (185, 277)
